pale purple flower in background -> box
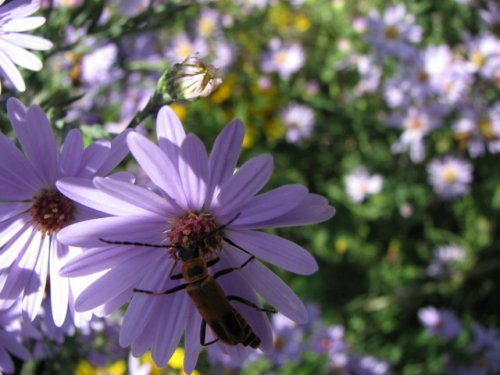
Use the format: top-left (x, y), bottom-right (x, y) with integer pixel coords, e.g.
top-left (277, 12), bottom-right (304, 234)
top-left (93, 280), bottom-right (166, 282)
top-left (453, 101), bottom-right (500, 157)
top-left (280, 102), bottom-right (315, 143)
top-left (365, 4), bottom-right (422, 61)
top-left (470, 323), bottom-right (500, 373)
top-left (480, 1), bottom-right (500, 28)
top-left (427, 156), bottom-right (473, 200)
top-left (418, 307), bottom-right (462, 340)
top-left (427, 244), bottom-right (466, 278)
top-left (267, 313), bottom-right (305, 366)
top-left (0, 0), bottom-right (53, 92)
top-left (345, 167), bottom-right (383, 203)
top-left (165, 33), bottom-right (208, 64)
top-left (128, 353), bottom-right (152, 375)
top-left (115, 0), bottom-right (149, 16)
top-left (389, 105), bottom-right (444, 162)
top-left (0, 300), bottom-right (39, 374)
top-left (0, 98), bottom-right (130, 328)
top-left (309, 324), bottom-right (347, 355)
top-left (57, 106), bottom-right (335, 372)
top-left (196, 7), bottom-right (222, 38)
top-left (260, 38), bottom-right (305, 79)
top-left (211, 38), bottom-right (236, 71)
top-left (356, 55), bottom-right (382, 95)
top-left (81, 42), bottom-right (120, 87)
top-left (351, 356), bottom-right (392, 375)
top-left (465, 33), bottom-right (500, 81)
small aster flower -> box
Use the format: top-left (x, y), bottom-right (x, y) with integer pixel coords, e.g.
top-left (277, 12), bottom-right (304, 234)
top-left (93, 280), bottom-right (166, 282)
top-left (260, 38), bottom-right (305, 80)
top-left (389, 105), bottom-right (444, 162)
top-left (0, 0), bottom-right (53, 92)
top-left (453, 102), bottom-right (500, 157)
top-left (427, 156), bottom-right (473, 200)
top-left (165, 32), bottom-right (208, 64)
top-left (267, 313), bottom-right (305, 366)
top-left (345, 167), bottom-right (383, 203)
top-left (470, 322), bottom-right (500, 373)
top-left (365, 4), bottom-right (422, 61)
top-left (418, 306), bottom-right (462, 340)
top-left (280, 101), bottom-right (315, 143)
top-left (0, 300), bottom-right (38, 374)
top-left (427, 244), bottom-right (466, 278)
top-left (0, 98), bottom-right (130, 328)
top-left (57, 106), bottom-right (335, 373)
top-left (80, 42), bottom-right (120, 87)
top-left (465, 33), bottom-right (500, 81)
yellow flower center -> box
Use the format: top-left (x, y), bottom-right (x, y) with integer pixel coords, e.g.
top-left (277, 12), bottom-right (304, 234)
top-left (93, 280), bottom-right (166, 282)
top-left (384, 25), bottom-right (400, 40)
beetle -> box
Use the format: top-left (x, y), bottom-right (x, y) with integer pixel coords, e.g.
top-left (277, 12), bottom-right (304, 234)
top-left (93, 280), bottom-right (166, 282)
top-left (100, 220), bottom-right (275, 348)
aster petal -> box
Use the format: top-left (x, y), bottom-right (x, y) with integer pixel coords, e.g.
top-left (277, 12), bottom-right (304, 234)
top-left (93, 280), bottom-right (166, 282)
top-left (93, 176), bottom-right (179, 218)
top-left (0, 129), bottom-right (42, 197)
top-left (127, 132), bottom-right (188, 208)
top-left (178, 134), bottom-right (209, 211)
top-left (57, 216), bottom-right (166, 248)
top-left (7, 99), bottom-right (58, 185)
top-left (0, 33), bottom-right (52, 50)
top-left (0, 0), bottom-right (39, 18)
top-left (59, 129), bottom-right (84, 177)
top-left (224, 249), bottom-right (307, 323)
top-left (22, 234), bottom-right (50, 321)
top-left (120, 256), bottom-right (172, 345)
top-left (214, 154), bottom-right (274, 218)
top-left (94, 129), bottom-right (131, 176)
top-left (0, 39), bottom-right (42, 70)
top-left (130, 312), bottom-right (158, 356)
top-left (0, 48), bottom-right (25, 91)
top-left (60, 245), bottom-right (153, 277)
top-left (0, 227), bottom-right (37, 299)
top-left (226, 230), bottom-right (318, 275)
top-left (78, 140), bottom-right (111, 178)
top-left (0, 331), bottom-right (30, 360)
top-left (0, 346), bottom-right (15, 374)
top-left (156, 105), bottom-right (185, 163)
top-left (205, 119), bottom-right (245, 206)
top-left (254, 194), bottom-right (335, 228)
top-left (152, 292), bottom-right (189, 366)
top-left (57, 178), bottom-right (166, 218)
top-left (0, 202), bottom-right (30, 222)
top-left (49, 242), bottom-right (70, 326)
top-left (231, 184), bottom-right (308, 228)
top-left (3, 16), bottom-right (46, 32)
top-left (183, 306), bottom-right (203, 375)
top-left (0, 218), bottom-right (32, 274)
top-left (75, 253), bottom-right (157, 312)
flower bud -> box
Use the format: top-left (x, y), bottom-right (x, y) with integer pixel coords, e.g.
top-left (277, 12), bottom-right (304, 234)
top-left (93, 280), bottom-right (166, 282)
top-left (157, 56), bottom-right (222, 101)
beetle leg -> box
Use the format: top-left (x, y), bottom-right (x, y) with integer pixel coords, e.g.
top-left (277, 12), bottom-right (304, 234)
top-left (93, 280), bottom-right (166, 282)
top-left (212, 256), bottom-right (255, 280)
top-left (227, 295), bottom-right (277, 314)
top-left (99, 238), bottom-right (181, 249)
top-left (168, 259), bottom-right (184, 280)
top-left (133, 282), bottom-right (188, 296)
top-left (200, 319), bottom-right (218, 346)
top-left (222, 236), bottom-right (253, 257)
top-left (206, 256), bottom-right (220, 268)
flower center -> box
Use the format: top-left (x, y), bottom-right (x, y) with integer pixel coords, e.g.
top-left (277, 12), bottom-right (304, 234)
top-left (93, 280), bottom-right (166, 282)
top-left (30, 189), bottom-right (75, 236)
top-left (478, 117), bottom-right (494, 139)
top-left (384, 25), bottom-right (400, 40)
top-left (167, 212), bottom-right (223, 260)
top-left (470, 52), bottom-right (486, 68)
top-left (443, 168), bottom-right (457, 183)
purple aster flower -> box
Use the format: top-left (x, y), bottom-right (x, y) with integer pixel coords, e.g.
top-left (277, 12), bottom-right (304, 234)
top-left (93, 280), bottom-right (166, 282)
top-left (80, 42), bottom-right (120, 87)
top-left (389, 105), bottom-right (444, 163)
top-left (418, 306), bottom-right (462, 340)
top-left (0, 0), bottom-right (53, 92)
top-left (465, 33), bottom-right (500, 82)
top-left (267, 313), bottom-right (305, 366)
top-left (260, 38), bottom-right (305, 80)
top-left (453, 101), bottom-right (500, 158)
top-left (480, 1), bottom-right (500, 29)
top-left (345, 167), bottom-right (383, 203)
top-left (279, 101), bottom-right (315, 143)
top-left (427, 244), bottom-right (466, 278)
top-left (365, 4), bottom-right (422, 62)
top-left (355, 55), bottom-right (382, 95)
top-left (0, 98), bottom-right (130, 328)
top-left (427, 156), bottom-right (473, 200)
top-left (57, 106), bottom-right (335, 373)
top-left (165, 33), bottom-right (208, 64)
top-left (470, 323), bottom-right (500, 374)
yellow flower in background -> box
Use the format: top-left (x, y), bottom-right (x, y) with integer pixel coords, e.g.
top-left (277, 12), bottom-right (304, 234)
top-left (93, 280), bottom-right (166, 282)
top-left (242, 124), bottom-right (258, 149)
top-left (265, 118), bottom-right (285, 141)
top-left (210, 74), bottom-right (235, 104)
top-left (335, 238), bottom-right (348, 254)
top-left (141, 349), bottom-right (201, 375)
top-left (169, 103), bottom-right (187, 123)
top-left (74, 360), bottom-right (126, 375)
